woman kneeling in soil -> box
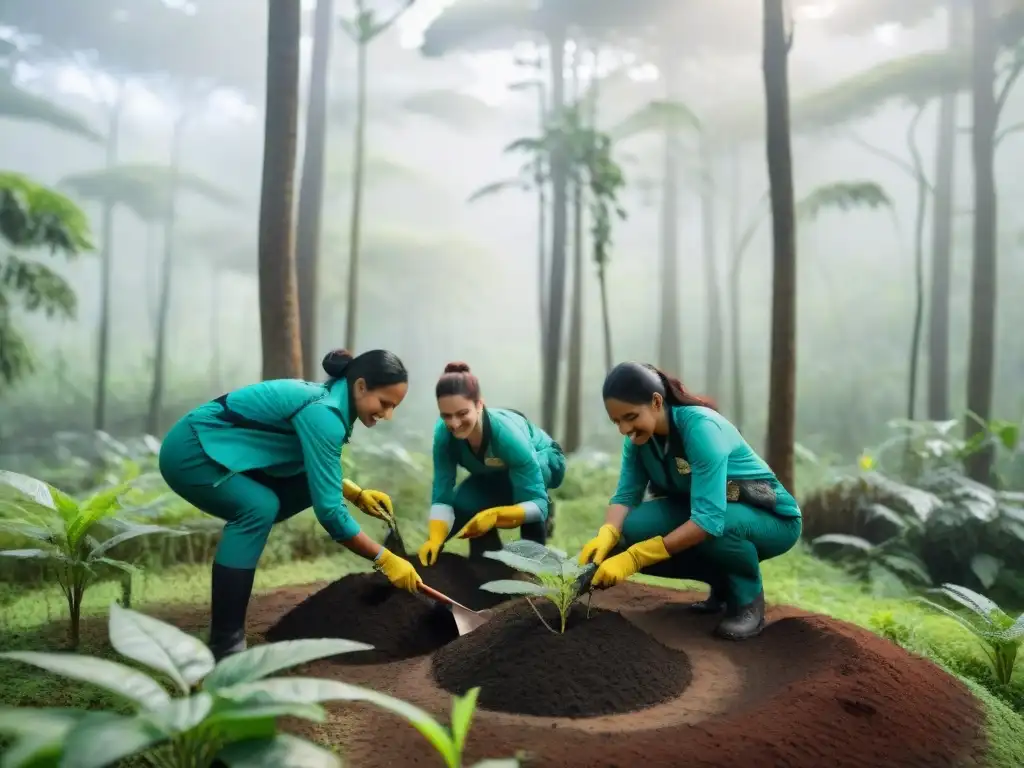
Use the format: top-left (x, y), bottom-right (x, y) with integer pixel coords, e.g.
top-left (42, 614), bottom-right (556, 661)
top-left (159, 348), bottom-right (423, 660)
top-left (418, 362), bottom-right (566, 565)
top-left (579, 362), bottom-right (802, 641)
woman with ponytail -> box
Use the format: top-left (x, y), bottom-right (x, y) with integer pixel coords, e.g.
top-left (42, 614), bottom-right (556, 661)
top-left (159, 348), bottom-right (421, 661)
top-left (578, 361), bottom-right (802, 641)
top-left (417, 362), bottom-right (566, 565)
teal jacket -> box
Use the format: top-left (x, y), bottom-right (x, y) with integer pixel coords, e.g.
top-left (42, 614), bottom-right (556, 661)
top-left (430, 407), bottom-right (556, 526)
top-left (609, 405), bottom-right (800, 537)
top-left (186, 378), bottom-right (360, 541)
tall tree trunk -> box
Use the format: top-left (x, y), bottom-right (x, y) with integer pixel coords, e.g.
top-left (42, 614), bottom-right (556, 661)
top-left (146, 116), bottom-right (186, 436)
top-left (93, 93), bottom-right (124, 432)
top-left (296, 0), bottom-right (334, 379)
top-left (699, 135), bottom-right (724, 398)
top-left (536, 79), bottom-right (548, 372)
top-left (966, 0), bottom-right (998, 484)
top-left (598, 264), bottom-right (613, 372)
top-left (564, 179), bottom-right (584, 452)
top-left (210, 269), bottom-right (223, 393)
top-left (907, 106), bottom-right (929, 421)
top-left (926, 0), bottom-right (963, 421)
top-left (343, 37), bottom-right (368, 352)
top-left (727, 148), bottom-right (745, 431)
top-left (258, 0), bottom-right (304, 380)
top-left (540, 29), bottom-right (568, 435)
top-left (657, 59), bottom-right (681, 374)
top-left (762, 0), bottom-right (798, 492)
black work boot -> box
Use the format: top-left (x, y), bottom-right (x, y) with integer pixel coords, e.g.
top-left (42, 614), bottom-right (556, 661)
top-left (714, 590), bottom-right (766, 641)
top-left (209, 563), bottom-right (256, 662)
top-left (688, 581), bottom-right (728, 614)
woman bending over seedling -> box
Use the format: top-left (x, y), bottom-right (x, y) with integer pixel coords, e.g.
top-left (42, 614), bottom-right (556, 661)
top-left (159, 348), bottom-right (423, 661)
top-left (579, 362), bottom-right (802, 641)
top-left (417, 362), bottom-right (566, 566)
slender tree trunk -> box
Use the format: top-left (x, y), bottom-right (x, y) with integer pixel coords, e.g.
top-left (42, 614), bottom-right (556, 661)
top-left (926, 0), bottom-right (963, 421)
top-left (762, 0), bottom-right (798, 492)
top-left (343, 36), bottom-right (369, 353)
top-left (699, 135), bottom-right (724, 398)
top-left (144, 224), bottom-right (159, 334)
top-left (598, 265), bottom-right (613, 372)
top-left (536, 80), bottom-right (548, 370)
top-left (93, 93), bottom-right (124, 432)
top-left (146, 116), bottom-right (186, 436)
top-left (727, 149), bottom-right (745, 430)
top-left (966, 0), bottom-right (998, 484)
top-left (657, 58), bottom-right (681, 374)
top-left (210, 269), bottom-right (223, 392)
top-left (907, 106), bottom-right (929, 422)
top-left (296, 0), bottom-right (334, 379)
top-left (258, 0), bottom-right (304, 380)
top-left (540, 29), bottom-right (568, 435)
top-left (564, 178), bottom-right (584, 452)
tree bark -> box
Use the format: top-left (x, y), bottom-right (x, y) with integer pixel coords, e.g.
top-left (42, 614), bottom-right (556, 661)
top-left (762, 0), bottom-right (798, 493)
top-left (343, 35), bottom-right (368, 352)
top-left (657, 57), bottom-right (681, 375)
top-left (699, 135), bottom-right (724, 398)
top-left (564, 178), bottom-right (584, 452)
top-left (258, 0), bottom-right (304, 381)
top-left (296, 0), bottom-right (335, 379)
top-left (966, 0), bottom-right (998, 485)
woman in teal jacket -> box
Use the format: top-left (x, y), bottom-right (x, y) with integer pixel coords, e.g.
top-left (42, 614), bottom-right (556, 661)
top-left (417, 362), bottom-right (565, 565)
top-left (578, 361), bottom-right (802, 641)
top-left (159, 349), bottom-right (422, 660)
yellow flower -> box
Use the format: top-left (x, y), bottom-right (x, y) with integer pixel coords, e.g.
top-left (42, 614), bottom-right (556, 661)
top-left (858, 453), bottom-right (875, 471)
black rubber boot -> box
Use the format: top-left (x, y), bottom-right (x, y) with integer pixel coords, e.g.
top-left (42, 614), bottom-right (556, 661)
top-left (688, 581), bottom-right (728, 614)
top-left (714, 590), bottom-right (766, 641)
top-left (209, 563), bottom-right (256, 662)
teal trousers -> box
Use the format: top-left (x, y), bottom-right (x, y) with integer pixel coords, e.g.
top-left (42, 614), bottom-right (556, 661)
top-left (446, 447), bottom-right (564, 557)
top-left (619, 480), bottom-right (802, 608)
top-left (158, 417), bottom-right (313, 569)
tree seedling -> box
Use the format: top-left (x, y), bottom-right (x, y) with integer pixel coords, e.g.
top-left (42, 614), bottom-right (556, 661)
top-left (480, 540), bottom-right (598, 634)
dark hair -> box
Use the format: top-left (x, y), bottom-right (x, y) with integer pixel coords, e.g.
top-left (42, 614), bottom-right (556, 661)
top-left (435, 361), bottom-right (481, 401)
top-left (602, 361), bottom-right (717, 410)
top-left (321, 348), bottom-right (408, 389)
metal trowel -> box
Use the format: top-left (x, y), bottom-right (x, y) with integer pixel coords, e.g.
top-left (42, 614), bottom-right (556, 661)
top-left (418, 583), bottom-right (494, 636)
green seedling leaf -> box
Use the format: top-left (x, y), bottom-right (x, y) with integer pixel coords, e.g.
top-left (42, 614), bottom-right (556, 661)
top-left (0, 706), bottom-right (87, 767)
top-left (0, 470), bottom-right (56, 509)
top-left (108, 603), bottom-right (214, 693)
top-left (88, 525), bottom-right (185, 560)
top-left (206, 701), bottom-right (327, 728)
top-left (482, 550), bottom-right (558, 577)
top-left (937, 583), bottom-right (1002, 622)
top-left (204, 639), bottom-right (373, 690)
top-left (0, 651), bottom-right (170, 710)
top-left (0, 521), bottom-right (55, 542)
top-left (450, 687), bottom-right (480, 755)
top-left (479, 580), bottom-right (557, 597)
top-left (60, 711), bottom-right (167, 768)
top-left (48, 486), bottom-right (80, 521)
top-left (217, 733), bottom-right (341, 768)
top-left (0, 549), bottom-right (52, 559)
top-left (500, 539), bottom-right (565, 566)
top-left (92, 557), bottom-right (141, 575)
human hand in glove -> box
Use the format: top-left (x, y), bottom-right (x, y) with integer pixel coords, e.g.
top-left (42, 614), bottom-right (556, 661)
top-left (578, 524), bottom-right (621, 565)
top-left (591, 536), bottom-right (670, 589)
top-left (343, 479), bottom-right (394, 524)
top-left (455, 505), bottom-right (526, 539)
top-left (418, 519), bottom-right (450, 567)
top-left (374, 547), bottom-right (423, 593)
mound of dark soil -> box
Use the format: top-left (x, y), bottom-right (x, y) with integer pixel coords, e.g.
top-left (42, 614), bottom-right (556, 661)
top-left (263, 553), bottom-right (518, 664)
top-left (431, 600), bottom-right (692, 717)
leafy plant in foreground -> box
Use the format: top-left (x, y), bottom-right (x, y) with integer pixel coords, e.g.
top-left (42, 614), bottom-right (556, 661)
top-left (0, 603), bottom-right (520, 768)
top-left (0, 470), bottom-right (188, 646)
top-left (809, 532), bottom-right (932, 597)
top-left (918, 583), bottom-right (1024, 686)
top-left (481, 540), bottom-right (597, 634)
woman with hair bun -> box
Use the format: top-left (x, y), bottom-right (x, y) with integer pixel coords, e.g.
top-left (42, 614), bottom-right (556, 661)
top-left (579, 361), bottom-right (802, 641)
top-left (159, 348), bottom-right (421, 661)
top-left (417, 362), bottom-right (566, 565)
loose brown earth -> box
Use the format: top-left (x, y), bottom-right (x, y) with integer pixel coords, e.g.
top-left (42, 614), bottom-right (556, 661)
top-left (152, 560), bottom-right (986, 768)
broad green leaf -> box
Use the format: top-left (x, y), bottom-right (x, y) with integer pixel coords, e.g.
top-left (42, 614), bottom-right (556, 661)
top-left (970, 554), bottom-right (1002, 590)
top-left (218, 734), bottom-right (341, 768)
top-left (500, 539), bottom-right (565, 565)
top-left (206, 701), bottom-right (327, 728)
top-left (611, 99), bottom-right (702, 141)
top-left (810, 533), bottom-right (874, 557)
top-left (796, 181), bottom-right (893, 222)
top-left (938, 584), bottom-right (1002, 622)
top-left (0, 651), bottom-right (170, 709)
top-left (48, 487), bottom-right (80, 521)
top-left (483, 551), bottom-right (557, 577)
top-left (467, 178), bottom-right (530, 203)
top-left (0, 521), bottom-right (55, 541)
top-left (0, 548), bottom-right (52, 559)
top-left (107, 603), bottom-right (215, 693)
top-left (479, 579), bottom-right (556, 597)
top-left (560, 559), bottom-right (583, 579)
top-left (0, 471), bottom-right (56, 509)
top-left (450, 687), bottom-right (479, 755)
top-left (88, 525), bottom-right (184, 560)
top-left (879, 554), bottom-right (931, 585)
top-left (1, 733), bottom-right (63, 767)
top-left (917, 598), bottom-right (989, 636)
top-left (145, 693), bottom-right (213, 733)
top-left (203, 639), bottom-right (372, 690)
top-left (61, 712), bottom-right (167, 768)
top-left (0, 706), bottom-right (88, 765)
top-left (92, 557), bottom-right (141, 575)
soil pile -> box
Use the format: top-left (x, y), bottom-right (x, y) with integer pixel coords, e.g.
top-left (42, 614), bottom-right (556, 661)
top-left (263, 553), bottom-right (517, 664)
top-left (432, 600), bottom-right (692, 717)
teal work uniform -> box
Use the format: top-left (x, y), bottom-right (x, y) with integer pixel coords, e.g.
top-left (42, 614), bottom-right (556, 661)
top-left (610, 405), bottom-right (802, 608)
top-left (430, 407), bottom-right (565, 554)
top-left (158, 378), bottom-right (361, 570)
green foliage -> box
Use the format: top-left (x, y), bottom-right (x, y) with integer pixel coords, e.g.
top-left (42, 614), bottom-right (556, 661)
top-left (795, 181), bottom-right (895, 222)
top-left (867, 608), bottom-right (915, 648)
top-left (400, 89), bottom-right (494, 129)
top-left (0, 172), bottom-right (93, 388)
top-left (340, 1), bottom-right (414, 45)
top-left (610, 99), bottom-right (702, 142)
top-left (810, 532), bottom-right (931, 597)
top-left (0, 79), bottom-right (102, 144)
top-left (481, 540), bottom-right (597, 634)
top-left (918, 584), bottom-right (1024, 687)
top-left (0, 470), bottom-right (187, 647)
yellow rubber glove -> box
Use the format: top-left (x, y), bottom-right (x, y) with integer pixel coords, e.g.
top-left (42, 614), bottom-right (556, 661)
top-left (591, 536), bottom-right (671, 589)
top-left (374, 548), bottom-right (422, 594)
top-left (342, 479), bottom-right (394, 524)
top-left (456, 505), bottom-right (526, 539)
top-left (418, 519), bottom-right (450, 567)
top-left (578, 524), bottom-right (621, 565)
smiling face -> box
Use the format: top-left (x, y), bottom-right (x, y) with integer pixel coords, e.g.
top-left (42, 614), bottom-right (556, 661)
top-left (605, 394), bottom-right (664, 446)
top-left (352, 379), bottom-right (408, 427)
top-left (438, 394), bottom-right (483, 440)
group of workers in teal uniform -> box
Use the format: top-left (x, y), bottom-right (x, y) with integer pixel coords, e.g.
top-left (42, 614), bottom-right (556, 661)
top-left (159, 348), bottom-right (802, 660)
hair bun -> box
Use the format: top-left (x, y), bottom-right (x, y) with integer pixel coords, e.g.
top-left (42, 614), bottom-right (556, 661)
top-left (322, 348), bottom-right (355, 378)
top-left (443, 361), bottom-right (471, 374)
